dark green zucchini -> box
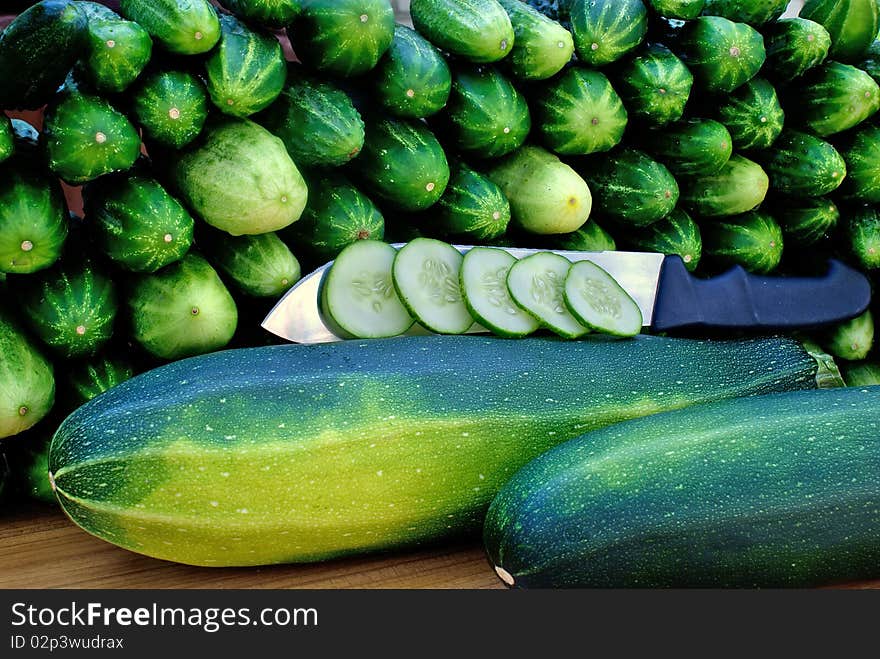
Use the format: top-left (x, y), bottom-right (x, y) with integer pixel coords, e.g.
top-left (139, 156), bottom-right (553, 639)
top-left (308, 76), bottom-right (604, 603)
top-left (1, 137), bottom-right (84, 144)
top-left (773, 197), bottom-right (840, 246)
top-left (790, 62), bottom-right (880, 137)
top-left (701, 210), bottom-right (784, 273)
top-left (76, 3), bottom-right (153, 94)
top-left (497, 0), bottom-right (574, 81)
top-left (119, 0), bottom-right (220, 55)
top-left (680, 154), bottom-right (768, 216)
top-left (627, 208), bottom-right (702, 271)
top-left (701, 0), bottom-right (788, 25)
top-left (216, 0), bottom-right (301, 29)
top-left (642, 117), bottom-right (733, 177)
top-left (578, 148), bottom-right (679, 227)
top-left (801, 0), bottom-right (879, 63)
top-left (762, 18), bottom-right (831, 82)
top-left (350, 117), bottom-right (450, 212)
top-left (485, 386), bottom-right (880, 588)
top-left (532, 67), bottom-right (627, 155)
top-left (837, 124), bottom-right (880, 203)
top-left (615, 43), bottom-right (693, 128)
top-left (676, 16), bottom-right (766, 93)
top-left (824, 310), bottom-right (873, 361)
top-left (0, 0), bottom-right (88, 110)
top-left (646, 0), bottom-right (705, 20)
top-left (292, 0), bottom-right (395, 77)
top-left (430, 162), bottom-right (511, 241)
top-left (755, 130), bottom-right (847, 197)
top-left (411, 0), bottom-right (515, 64)
top-left (435, 65), bottom-right (531, 159)
top-left (717, 77), bottom-right (784, 151)
top-left (131, 70), bottom-right (209, 149)
top-left (570, 0), bottom-right (648, 66)
top-left (843, 205), bottom-right (880, 270)
top-left (200, 230), bottom-right (300, 298)
top-left (205, 14), bottom-right (286, 118)
top-left (85, 175), bottom-right (194, 273)
top-left (372, 25), bottom-right (452, 119)
top-left (258, 66), bottom-right (365, 169)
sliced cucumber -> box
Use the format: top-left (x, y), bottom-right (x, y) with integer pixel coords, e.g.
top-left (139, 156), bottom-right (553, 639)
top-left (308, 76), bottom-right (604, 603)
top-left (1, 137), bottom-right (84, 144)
top-left (392, 238), bottom-right (474, 335)
top-left (460, 247), bottom-right (539, 339)
top-left (506, 252), bottom-right (588, 339)
top-left (321, 241), bottom-right (414, 339)
top-left (564, 260), bottom-right (642, 337)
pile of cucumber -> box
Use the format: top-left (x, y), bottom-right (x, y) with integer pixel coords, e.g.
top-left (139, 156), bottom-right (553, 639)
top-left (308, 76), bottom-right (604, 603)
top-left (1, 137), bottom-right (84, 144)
top-left (1, 0), bottom-right (880, 503)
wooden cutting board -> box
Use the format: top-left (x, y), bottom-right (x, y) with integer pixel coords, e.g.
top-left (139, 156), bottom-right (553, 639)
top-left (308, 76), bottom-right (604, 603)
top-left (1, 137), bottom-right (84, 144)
top-left (1, 504), bottom-right (877, 589)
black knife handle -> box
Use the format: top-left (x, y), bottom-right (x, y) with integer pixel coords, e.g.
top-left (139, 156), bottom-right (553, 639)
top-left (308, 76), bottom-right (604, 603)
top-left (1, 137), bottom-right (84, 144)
top-left (651, 256), bottom-right (873, 333)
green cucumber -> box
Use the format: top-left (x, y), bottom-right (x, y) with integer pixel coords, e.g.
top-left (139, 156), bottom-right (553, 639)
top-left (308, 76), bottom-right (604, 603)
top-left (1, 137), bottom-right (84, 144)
top-left (701, 210), bottom-right (784, 274)
top-left (824, 310), bottom-right (874, 361)
top-left (837, 125), bottom-right (880, 203)
top-left (842, 361), bottom-right (880, 386)
top-left (85, 175), bottom-right (194, 273)
top-left (258, 66), bottom-right (365, 169)
top-left (860, 40), bottom-right (880, 85)
top-left (762, 18), bottom-right (831, 82)
top-left (578, 148), bottom-right (679, 227)
top-left (216, 0), bottom-right (301, 29)
top-left (350, 117), bottom-right (450, 212)
top-left (615, 43), bottom-right (693, 128)
top-left (431, 162), bottom-right (511, 242)
top-left (773, 197), bottom-right (840, 246)
top-left (131, 70), bottom-right (209, 150)
top-left (205, 14), bottom-right (286, 118)
top-left (680, 154), bottom-right (768, 217)
top-left (570, 0), bottom-right (648, 67)
top-left (76, 4), bottom-right (153, 94)
top-left (641, 117), bottom-right (733, 177)
top-left (373, 25), bottom-right (452, 119)
top-left (0, 167), bottom-right (68, 275)
top-left (485, 385), bottom-right (880, 588)
top-left (497, 0), bottom-right (574, 81)
top-left (460, 247), bottom-right (539, 338)
top-left (320, 240), bottom-right (414, 339)
top-left (283, 173), bottom-right (384, 262)
top-left (486, 145), bottom-right (592, 235)
top-left (701, 0), bottom-right (788, 25)
top-left (292, 0), bottom-right (395, 77)
top-left (0, 116), bottom-right (13, 164)
top-left (531, 67), bottom-right (627, 156)
top-left (626, 208), bottom-right (702, 272)
top-left (646, 0), bottom-right (705, 20)
top-left (171, 118), bottom-right (308, 236)
top-left (66, 356), bottom-right (135, 407)
top-left (843, 205), bottom-right (880, 270)
top-left (0, 310), bottom-right (55, 439)
top-left (200, 231), bottom-right (300, 298)
top-left (0, 0), bottom-right (88, 110)
top-left (48, 333), bottom-right (825, 566)
top-left (716, 77), bottom-right (784, 151)
top-left (119, 0), bottom-right (220, 55)
top-left (392, 239), bottom-right (474, 335)
top-left (43, 85), bottom-right (141, 185)
top-left (9, 425), bottom-right (55, 504)
top-left (411, 0), bottom-right (515, 64)
top-left (563, 260), bottom-right (642, 337)
top-left (507, 252), bottom-right (588, 338)
top-left (436, 65), bottom-right (531, 160)
top-left (19, 256), bottom-right (118, 359)
top-left (791, 62), bottom-right (880, 137)
top-left (544, 221), bottom-right (617, 252)
top-left (755, 130), bottom-right (847, 197)
top-left (801, 0), bottom-right (880, 63)
top-left (676, 16), bottom-right (766, 93)
top-left (128, 253), bottom-right (238, 360)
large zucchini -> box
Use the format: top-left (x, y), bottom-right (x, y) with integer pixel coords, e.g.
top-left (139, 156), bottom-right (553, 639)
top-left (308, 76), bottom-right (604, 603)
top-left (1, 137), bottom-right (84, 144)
top-left (485, 386), bottom-right (880, 588)
top-left (50, 334), bottom-right (824, 567)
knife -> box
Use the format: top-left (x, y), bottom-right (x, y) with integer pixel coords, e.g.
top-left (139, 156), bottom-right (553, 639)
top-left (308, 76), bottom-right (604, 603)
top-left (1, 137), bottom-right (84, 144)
top-left (262, 244), bottom-right (872, 344)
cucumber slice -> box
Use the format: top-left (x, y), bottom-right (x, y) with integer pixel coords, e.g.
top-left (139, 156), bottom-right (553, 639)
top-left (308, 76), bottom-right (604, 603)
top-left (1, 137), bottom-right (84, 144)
top-left (392, 238), bottom-right (474, 335)
top-left (321, 241), bottom-right (414, 339)
top-left (460, 248), bottom-right (539, 339)
top-left (506, 252), bottom-right (588, 339)
top-left (564, 261), bottom-right (642, 337)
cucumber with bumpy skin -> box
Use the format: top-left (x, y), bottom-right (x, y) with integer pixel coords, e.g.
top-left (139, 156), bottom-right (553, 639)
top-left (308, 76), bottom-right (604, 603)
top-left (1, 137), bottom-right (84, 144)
top-left (676, 16), bottom-right (766, 94)
top-left (801, 0), bottom-right (879, 63)
top-left (460, 247), bottom-right (539, 338)
top-left (570, 0), bottom-right (648, 67)
top-left (647, 0), bottom-right (705, 19)
top-left (411, 0), bottom-right (515, 64)
top-left (701, 0), bottom-right (788, 25)
top-left (66, 356), bottom-right (135, 408)
top-left (773, 197), bottom-right (839, 247)
top-left (200, 231), bottom-right (300, 299)
top-left (762, 18), bottom-right (831, 82)
top-left (119, 0), bottom-right (220, 55)
top-left (838, 125), bottom-right (880, 203)
top-left (432, 163), bottom-right (511, 242)
top-left (642, 118), bottom-right (733, 177)
top-left (76, 4), bottom-right (153, 94)
top-left (717, 77), bottom-right (784, 151)
top-left (755, 130), bottom-right (847, 197)
top-left (564, 261), bottom-right (642, 337)
top-left (393, 239), bottom-right (474, 335)
top-left (615, 43), bottom-right (693, 128)
top-left (507, 252), bottom-right (588, 338)
top-left (216, 0), bottom-right (301, 29)
top-left (497, 0), bottom-right (574, 81)
top-left (627, 208), bottom-right (702, 272)
top-left (321, 240), bottom-right (414, 340)
top-left (701, 210), bottom-right (784, 274)
top-left (791, 62), bottom-right (880, 137)
top-left (132, 71), bottom-right (209, 150)
top-left (544, 221), bottom-right (617, 253)
top-left (680, 154), bottom-right (768, 217)
top-left (824, 310), bottom-right (873, 361)
top-left (843, 206), bottom-right (880, 270)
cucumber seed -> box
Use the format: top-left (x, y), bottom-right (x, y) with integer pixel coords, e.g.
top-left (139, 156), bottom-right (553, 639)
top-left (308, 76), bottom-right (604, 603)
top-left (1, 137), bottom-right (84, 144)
top-left (20, 240), bottom-right (34, 252)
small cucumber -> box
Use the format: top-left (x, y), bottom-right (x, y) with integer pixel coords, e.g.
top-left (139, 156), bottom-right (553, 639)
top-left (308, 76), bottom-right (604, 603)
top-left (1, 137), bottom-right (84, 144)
top-left (676, 16), bottom-right (766, 94)
top-left (411, 0), bottom-right (515, 64)
top-left (646, 0), bottom-right (705, 19)
top-left (321, 240), bottom-right (414, 339)
top-left (132, 71), bottom-right (209, 150)
top-left (791, 62), bottom-right (880, 137)
top-left (680, 154), bottom-right (768, 217)
top-left (507, 252), bottom-right (588, 339)
top-left (392, 239), bottom-right (474, 335)
top-left (216, 0), bottom-right (301, 29)
top-left (201, 231), bottom-right (300, 299)
top-left (615, 43), bottom-right (694, 128)
top-left (824, 310), bottom-right (874, 361)
top-left (626, 208), bottom-right (702, 272)
top-left (717, 77), bottom-right (785, 151)
top-left (570, 0), bottom-right (648, 66)
top-left (431, 162), bottom-right (511, 242)
top-left (544, 221), bottom-right (617, 253)
top-left (460, 247), bottom-right (539, 338)
top-left (762, 18), bottom-right (831, 82)
top-left (65, 355), bottom-right (135, 407)
top-left (564, 261), bottom-right (642, 337)
top-left (642, 117), bottom-right (733, 178)
top-left (838, 124), bottom-right (880, 203)
top-left (756, 130), bottom-right (847, 197)
top-left (76, 5), bottom-right (153, 94)
top-left (772, 197), bottom-right (839, 247)
top-left (843, 206), bottom-right (880, 270)
top-left (119, 0), bottom-right (220, 55)
top-left (701, 210), bottom-right (784, 274)
top-left (497, 0), bottom-right (574, 81)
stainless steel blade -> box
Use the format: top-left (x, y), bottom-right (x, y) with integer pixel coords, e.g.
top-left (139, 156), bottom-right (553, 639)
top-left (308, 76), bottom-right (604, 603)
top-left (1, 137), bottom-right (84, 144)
top-left (262, 245), bottom-right (666, 344)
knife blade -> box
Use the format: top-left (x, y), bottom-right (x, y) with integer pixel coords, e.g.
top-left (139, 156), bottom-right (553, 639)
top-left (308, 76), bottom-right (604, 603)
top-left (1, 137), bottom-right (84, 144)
top-left (262, 244), bottom-right (872, 344)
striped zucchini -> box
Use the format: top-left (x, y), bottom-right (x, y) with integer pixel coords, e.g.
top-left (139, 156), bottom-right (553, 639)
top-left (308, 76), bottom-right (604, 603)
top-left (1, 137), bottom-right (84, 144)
top-left (50, 334), bottom-right (824, 566)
